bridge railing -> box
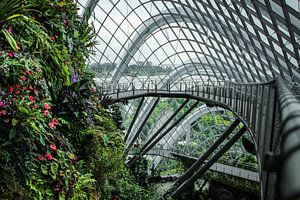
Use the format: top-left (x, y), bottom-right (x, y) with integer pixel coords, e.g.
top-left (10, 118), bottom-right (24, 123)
top-left (97, 79), bottom-right (270, 102)
top-left (98, 79), bottom-right (226, 94)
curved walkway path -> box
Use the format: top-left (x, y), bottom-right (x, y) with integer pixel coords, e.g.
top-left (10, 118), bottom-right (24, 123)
top-left (128, 148), bottom-right (259, 182)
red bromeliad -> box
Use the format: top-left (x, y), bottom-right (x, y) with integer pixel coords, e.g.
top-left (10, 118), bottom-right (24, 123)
top-left (50, 144), bottom-right (57, 151)
top-left (44, 103), bottom-right (51, 110)
top-left (52, 118), bottom-right (59, 125)
top-left (38, 155), bottom-right (44, 161)
top-left (43, 110), bottom-right (49, 116)
top-left (45, 153), bottom-right (53, 161)
top-left (48, 122), bottom-right (55, 129)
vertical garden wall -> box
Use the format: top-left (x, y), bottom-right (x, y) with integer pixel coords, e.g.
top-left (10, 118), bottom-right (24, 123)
top-left (0, 0), bottom-right (159, 199)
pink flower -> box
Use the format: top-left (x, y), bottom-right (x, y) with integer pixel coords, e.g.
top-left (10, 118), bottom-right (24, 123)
top-left (45, 153), bottom-right (53, 161)
top-left (16, 85), bottom-right (20, 89)
top-left (48, 122), bottom-right (55, 129)
top-left (23, 87), bottom-right (27, 91)
top-left (32, 104), bottom-right (37, 109)
top-left (38, 155), bottom-right (44, 161)
top-left (29, 96), bottom-right (34, 101)
top-left (50, 144), bottom-right (57, 151)
top-left (9, 86), bottom-right (14, 93)
top-left (29, 86), bottom-right (33, 91)
top-left (28, 70), bottom-right (33, 76)
top-left (52, 118), bottom-right (59, 125)
top-left (43, 110), bottom-right (49, 116)
top-left (7, 52), bottom-right (14, 58)
top-left (0, 102), bottom-right (5, 107)
top-left (14, 90), bottom-right (20, 94)
top-left (20, 76), bottom-right (26, 81)
top-left (7, 27), bottom-right (13, 34)
top-left (44, 103), bottom-right (51, 110)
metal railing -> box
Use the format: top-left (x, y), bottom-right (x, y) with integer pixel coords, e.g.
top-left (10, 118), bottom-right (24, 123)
top-left (98, 80), bottom-right (271, 107)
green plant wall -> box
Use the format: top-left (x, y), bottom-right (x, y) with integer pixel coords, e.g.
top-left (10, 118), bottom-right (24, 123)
top-left (0, 0), bottom-right (158, 199)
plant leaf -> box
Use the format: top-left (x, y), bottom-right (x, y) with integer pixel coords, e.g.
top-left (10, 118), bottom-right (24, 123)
top-left (12, 118), bottom-right (18, 126)
top-left (6, 13), bottom-right (22, 21)
top-left (39, 134), bottom-right (45, 146)
top-left (41, 164), bottom-right (48, 175)
top-left (2, 28), bottom-right (18, 52)
top-left (9, 128), bottom-right (17, 139)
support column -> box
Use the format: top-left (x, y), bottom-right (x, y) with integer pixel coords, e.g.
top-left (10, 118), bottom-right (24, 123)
top-left (124, 97), bottom-right (145, 143)
top-left (134, 99), bottom-right (189, 156)
top-left (125, 97), bottom-right (160, 155)
top-left (127, 101), bottom-right (199, 167)
top-left (175, 118), bottom-right (241, 186)
top-left (172, 126), bottom-right (247, 198)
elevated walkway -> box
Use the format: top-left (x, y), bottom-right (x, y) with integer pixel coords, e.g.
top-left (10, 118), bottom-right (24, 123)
top-left (128, 148), bottom-right (259, 182)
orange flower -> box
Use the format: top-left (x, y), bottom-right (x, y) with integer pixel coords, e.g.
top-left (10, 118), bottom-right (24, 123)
top-left (17, 42), bottom-right (21, 51)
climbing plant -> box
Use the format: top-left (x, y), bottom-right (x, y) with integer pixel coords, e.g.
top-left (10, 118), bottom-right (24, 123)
top-left (0, 0), bottom-right (158, 199)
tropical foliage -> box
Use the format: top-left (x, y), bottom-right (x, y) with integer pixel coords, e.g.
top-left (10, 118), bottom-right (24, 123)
top-left (0, 0), bottom-right (157, 199)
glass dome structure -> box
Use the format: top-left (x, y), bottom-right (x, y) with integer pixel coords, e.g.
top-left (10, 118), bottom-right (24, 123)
top-left (76, 0), bottom-right (300, 199)
top-left (80, 0), bottom-right (299, 84)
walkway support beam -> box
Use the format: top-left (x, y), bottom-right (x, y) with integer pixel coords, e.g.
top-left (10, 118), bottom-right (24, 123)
top-left (125, 97), bottom-right (160, 155)
top-left (175, 118), bottom-right (241, 186)
top-left (127, 100), bottom-right (199, 167)
top-left (172, 126), bottom-right (247, 198)
top-left (134, 98), bottom-right (190, 157)
top-left (124, 97), bottom-right (145, 143)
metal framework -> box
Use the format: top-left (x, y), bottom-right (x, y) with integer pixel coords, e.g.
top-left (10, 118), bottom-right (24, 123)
top-left (78, 0), bottom-right (300, 199)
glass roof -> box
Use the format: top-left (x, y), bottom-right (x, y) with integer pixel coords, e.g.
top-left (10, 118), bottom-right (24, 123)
top-left (77, 0), bottom-right (300, 172)
top-left (79, 0), bottom-right (299, 86)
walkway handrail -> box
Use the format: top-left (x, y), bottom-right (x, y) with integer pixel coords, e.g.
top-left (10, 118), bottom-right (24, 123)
top-left (276, 78), bottom-right (300, 200)
top-left (98, 79), bottom-right (273, 100)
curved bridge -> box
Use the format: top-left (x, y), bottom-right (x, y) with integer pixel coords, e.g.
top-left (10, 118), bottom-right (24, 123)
top-left (99, 78), bottom-right (300, 199)
top-left (128, 148), bottom-right (259, 182)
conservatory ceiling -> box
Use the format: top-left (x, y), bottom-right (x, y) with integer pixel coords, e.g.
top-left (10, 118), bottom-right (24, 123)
top-left (75, 0), bottom-right (300, 181)
top-left (77, 0), bottom-right (300, 85)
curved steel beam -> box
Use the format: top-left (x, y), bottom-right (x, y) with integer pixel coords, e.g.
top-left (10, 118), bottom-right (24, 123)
top-left (110, 11), bottom-right (254, 82)
top-left (82, 0), bottom-right (100, 21)
top-left (109, 5), bottom-right (290, 83)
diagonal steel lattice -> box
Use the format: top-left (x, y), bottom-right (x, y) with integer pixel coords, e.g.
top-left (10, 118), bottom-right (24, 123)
top-left (77, 1), bottom-right (300, 199)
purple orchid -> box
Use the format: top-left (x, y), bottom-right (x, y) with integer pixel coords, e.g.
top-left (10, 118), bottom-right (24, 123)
top-left (70, 72), bottom-right (80, 83)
